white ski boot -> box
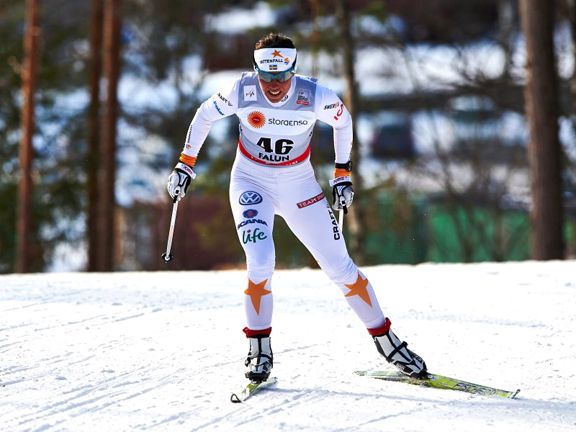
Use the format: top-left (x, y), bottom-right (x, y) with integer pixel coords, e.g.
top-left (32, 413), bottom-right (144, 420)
top-left (244, 332), bottom-right (273, 383)
top-left (372, 319), bottom-right (427, 378)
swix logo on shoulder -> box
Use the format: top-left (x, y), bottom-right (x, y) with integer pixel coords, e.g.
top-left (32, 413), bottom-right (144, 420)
top-left (239, 191), bottom-right (263, 205)
top-left (217, 92), bottom-right (233, 106)
top-left (244, 85), bottom-right (257, 101)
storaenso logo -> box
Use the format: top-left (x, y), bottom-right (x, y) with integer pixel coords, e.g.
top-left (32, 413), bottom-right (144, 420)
top-left (239, 191), bottom-right (263, 205)
top-left (268, 118), bottom-right (309, 127)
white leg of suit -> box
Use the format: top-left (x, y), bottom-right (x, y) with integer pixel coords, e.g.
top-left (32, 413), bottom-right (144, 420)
top-left (230, 156), bottom-right (386, 331)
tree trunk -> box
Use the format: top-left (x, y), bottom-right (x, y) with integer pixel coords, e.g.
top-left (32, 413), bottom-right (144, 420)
top-left (519, 0), bottom-right (565, 260)
top-left (16, 0), bottom-right (40, 273)
top-left (87, 0), bottom-right (104, 271)
top-left (497, 0), bottom-right (515, 79)
top-left (99, 0), bottom-right (121, 271)
top-left (567, 0), bottom-right (576, 109)
top-left (336, 0), bottom-right (366, 263)
top-left (308, 0), bottom-right (321, 77)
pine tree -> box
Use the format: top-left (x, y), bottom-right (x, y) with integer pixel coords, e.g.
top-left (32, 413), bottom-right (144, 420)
top-left (519, 0), bottom-right (565, 259)
top-left (16, 0), bottom-right (40, 273)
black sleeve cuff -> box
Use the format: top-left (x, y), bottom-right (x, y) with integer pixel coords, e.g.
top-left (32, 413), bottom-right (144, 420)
top-left (335, 161), bottom-right (352, 171)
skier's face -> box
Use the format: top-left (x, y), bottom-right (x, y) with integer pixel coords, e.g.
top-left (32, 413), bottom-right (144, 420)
top-left (259, 76), bottom-right (292, 103)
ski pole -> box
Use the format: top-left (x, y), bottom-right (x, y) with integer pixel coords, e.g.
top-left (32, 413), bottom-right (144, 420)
top-left (162, 199), bottom-right (179, 263)
top-left (338, 195), bottom-right (347, 232)
top-left (338, 208), bottom-right (345, 232)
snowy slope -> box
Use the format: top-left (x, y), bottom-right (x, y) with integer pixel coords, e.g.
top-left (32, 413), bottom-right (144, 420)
top-left (1, 261), bottom-right (575, 432)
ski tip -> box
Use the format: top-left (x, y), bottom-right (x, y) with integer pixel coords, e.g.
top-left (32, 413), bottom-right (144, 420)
top-left (230, 376), bottom-right (278, 404)
top-left (510, 389), bottom-right (521, 399)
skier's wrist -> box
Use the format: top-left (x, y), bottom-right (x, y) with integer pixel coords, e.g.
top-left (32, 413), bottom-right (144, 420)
top-left (179, 152), bottom-right (197, 168)
top-left (333, 160), bottom-right (352, 178)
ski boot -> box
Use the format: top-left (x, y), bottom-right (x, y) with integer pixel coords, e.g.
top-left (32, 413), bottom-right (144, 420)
top-left (371, 318), bottom-right (427, 378)
top-left (243, 327), bottom-right (273, 383)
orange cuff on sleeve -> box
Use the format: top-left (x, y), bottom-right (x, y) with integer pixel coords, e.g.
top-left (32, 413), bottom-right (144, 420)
top-left (179, 153), bottom-right (197, 167)
top-left (334, 168), bottom-right (351, 178)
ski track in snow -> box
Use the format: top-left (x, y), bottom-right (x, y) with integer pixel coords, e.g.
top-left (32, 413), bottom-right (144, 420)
top-left (0, 262), bottom-right (575, 431)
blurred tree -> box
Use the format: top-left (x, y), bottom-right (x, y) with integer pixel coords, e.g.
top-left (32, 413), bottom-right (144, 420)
top-left (383, 0), bottom-right (500, 43)
top-left (86, 0), bottom-right (103, 272)
top-left (1, 1), bottom-right (101, 272)
top-left (2, 0), bottom-right (573, 272)
top-left (351, 0), bottom-right (533, 263)
top-left (336, 0), bottom-right (366, 263)
top-left (115, 0), bottom-right (247, 270)
top-left (99, 0), bottom-right (122, 271)
top-left (519, 0), bottom-right (565, 260)
top-left (560, 0), bottom-right (576, 257)
top-left (16, 0), bottom-right (40, 273)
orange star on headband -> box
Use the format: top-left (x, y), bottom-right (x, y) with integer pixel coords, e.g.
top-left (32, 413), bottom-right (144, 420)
top-left (272, 49), bottom-right (283, 58)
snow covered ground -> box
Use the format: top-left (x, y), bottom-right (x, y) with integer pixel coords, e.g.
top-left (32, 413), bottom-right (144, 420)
top-left (1, 261), bottom-right (575, 431)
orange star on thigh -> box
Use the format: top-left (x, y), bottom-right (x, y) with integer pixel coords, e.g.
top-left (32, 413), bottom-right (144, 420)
top-left (244, 279), bottom-right (271, 314)
top-left (344, 273), bottom-right (372, 307)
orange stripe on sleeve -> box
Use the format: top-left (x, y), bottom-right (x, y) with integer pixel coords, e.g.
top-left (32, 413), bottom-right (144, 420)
top-left (179, 153), bottom-right (197, 167)
top-left (334, 168), bottom-right (351, 178)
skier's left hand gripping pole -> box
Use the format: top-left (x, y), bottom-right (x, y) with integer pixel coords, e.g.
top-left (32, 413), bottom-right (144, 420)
top-left (162, 197), bottom-right (179, 263)
top-left (338, 195), bottom-right (347, 233)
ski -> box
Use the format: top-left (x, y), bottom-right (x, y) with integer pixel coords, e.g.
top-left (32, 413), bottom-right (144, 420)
top-left (355, 370), bottom-right (520, 399)
top-left (230, 376), bottom-right (278, 403)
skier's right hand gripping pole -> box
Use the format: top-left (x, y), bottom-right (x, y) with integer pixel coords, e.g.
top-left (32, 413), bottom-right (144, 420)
top-left (163, 154), bottom-right (198, 263)
top-left (167, 154), bottom-right (197, 203)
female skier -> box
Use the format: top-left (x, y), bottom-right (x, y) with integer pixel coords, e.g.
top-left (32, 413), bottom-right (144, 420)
top-left (167, 33), bottom-right (427, 383)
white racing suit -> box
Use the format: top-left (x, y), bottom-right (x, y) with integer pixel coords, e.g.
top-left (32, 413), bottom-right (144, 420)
top-left (182, 72), bottom-right (387, 332)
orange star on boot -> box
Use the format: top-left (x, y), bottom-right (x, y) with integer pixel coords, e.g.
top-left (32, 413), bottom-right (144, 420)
top-left (244, 279), bottom-right (271, 314)
top-left (344, 273), bottom-right (372, 307)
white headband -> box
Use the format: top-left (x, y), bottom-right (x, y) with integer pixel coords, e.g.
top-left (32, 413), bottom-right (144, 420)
top-left (253, 48), bottom-right (297, 72)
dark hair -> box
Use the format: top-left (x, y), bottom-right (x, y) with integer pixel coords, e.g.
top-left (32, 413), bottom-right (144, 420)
top-left (255, 33), bottom-right (296, 50)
